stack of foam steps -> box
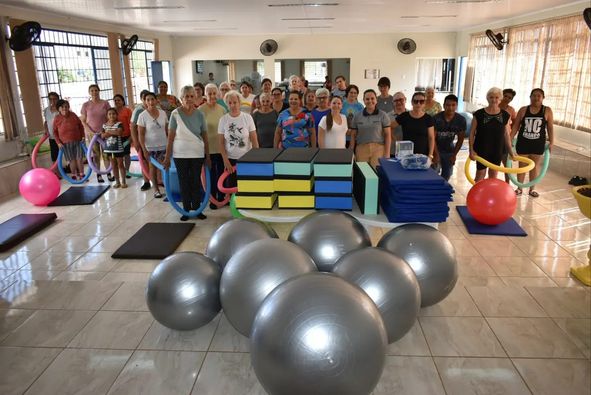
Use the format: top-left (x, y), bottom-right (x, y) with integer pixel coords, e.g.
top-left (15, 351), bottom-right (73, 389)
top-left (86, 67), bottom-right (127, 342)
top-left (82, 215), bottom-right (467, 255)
top-left (274, 148), bottom-right (318, 209)
top-left (235, 148), bottom-right (283, 209)
top-left (314, 149), bottom-right (354, 210)
top-left (353, 161), bottom-right (379, 215)
top-left (377, 157), bottom-right (453, 223)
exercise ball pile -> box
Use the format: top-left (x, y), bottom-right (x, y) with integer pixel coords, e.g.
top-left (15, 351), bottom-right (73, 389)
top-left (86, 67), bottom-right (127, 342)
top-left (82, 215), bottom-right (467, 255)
top-left (19, 168), bottom-right (60, 206)
top-left (467, 178), bottom-right (517, 225)
top-left (378, 223), bottom-right (458, 307)
top-left (288, 211), bottom-right (371, 271)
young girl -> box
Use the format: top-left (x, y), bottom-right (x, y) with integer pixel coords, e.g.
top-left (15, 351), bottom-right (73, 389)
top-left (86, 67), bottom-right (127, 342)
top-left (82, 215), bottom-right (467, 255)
top-left (53, 100), bottom-right (86, 180)
top-left (102, 108), bottom-right (127, 188)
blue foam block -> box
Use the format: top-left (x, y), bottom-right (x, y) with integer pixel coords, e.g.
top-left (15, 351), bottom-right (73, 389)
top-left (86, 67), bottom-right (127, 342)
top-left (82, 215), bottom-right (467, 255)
top-left (236, 163), bottom-right (274, 177)
top-left (456, 206), bottom-right (527, 236)
top-left (315, 196), bottom-right (353, 210)
top-left (314, 180), bottom-right (353, 194)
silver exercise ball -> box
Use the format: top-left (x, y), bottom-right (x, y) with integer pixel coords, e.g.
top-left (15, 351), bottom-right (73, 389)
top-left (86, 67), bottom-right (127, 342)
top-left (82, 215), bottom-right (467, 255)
top-left (206, 218), bottom-right (278, 269)
top-left (287, 211), bottom-right (371, 272)
top-left (333, 247), bottom-right (420, 343)
top-left (251, 272), bottom-right (387, 395)
top-left (378, 224), bottom-right (457, 307)
top-left (220, 239), bottom-right (317, 337)
top-left (146, 252), bottom-right (221, 331)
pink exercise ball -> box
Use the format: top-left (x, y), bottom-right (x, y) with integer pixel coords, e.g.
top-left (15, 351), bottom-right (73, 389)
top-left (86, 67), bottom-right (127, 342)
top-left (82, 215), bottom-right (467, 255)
top-left (19, 168), bottom-right (61, 206)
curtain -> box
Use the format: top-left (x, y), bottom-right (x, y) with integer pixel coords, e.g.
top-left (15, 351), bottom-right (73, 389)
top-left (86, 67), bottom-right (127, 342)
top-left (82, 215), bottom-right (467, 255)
top-left (0, 21), bottom-right (19, 141)
top-left (416, 59), bottom-right (443, 90)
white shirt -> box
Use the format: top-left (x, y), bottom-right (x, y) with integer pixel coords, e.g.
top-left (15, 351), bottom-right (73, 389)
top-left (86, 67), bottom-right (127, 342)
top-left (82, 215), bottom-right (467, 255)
top-left (319, 113), bottom-right (348, 149)
top-left (137, 109), bottom-right (168, 151)
top-left (239, 93), bottom-right (256, 113)
top-left (218, 112), bottom-right (256, 159)
top-left (44, 107), bottom-right (58, 139)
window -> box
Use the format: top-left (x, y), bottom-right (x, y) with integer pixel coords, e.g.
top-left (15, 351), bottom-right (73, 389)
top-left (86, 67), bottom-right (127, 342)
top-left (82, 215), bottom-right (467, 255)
top-left (128, 40), bottom-right (154, 103)
top-left (256, 60), bottom-right (265, 78)
top-left (304, 61), bottom-right (327, 84)
top-left (33, 28), bottom-right (113, 115)
top-left (467, 14), bottom-right (590, 132)
top-left (275, 61), bottom-right (282, 83)
top-left (416, 58), bottom-right (455, 92)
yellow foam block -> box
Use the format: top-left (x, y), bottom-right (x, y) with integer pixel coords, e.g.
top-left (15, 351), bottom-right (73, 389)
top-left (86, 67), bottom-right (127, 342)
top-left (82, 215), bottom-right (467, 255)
top-left (235, 194), bottom-right (277, 209)
top-left (237, 180), bottom-right (275, 193)
top-left (278, 195), bottom-right (315, 208)
top-left (274, 178), bottom-right (313, 192)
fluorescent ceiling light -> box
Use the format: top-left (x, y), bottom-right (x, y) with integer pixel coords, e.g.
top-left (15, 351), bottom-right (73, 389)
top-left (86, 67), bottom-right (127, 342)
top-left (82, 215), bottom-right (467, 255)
top-left (281, 17), bottom-right (335, 20)
top-left (192, 27), bottom-right (238, 30)
top-left (400, 15), bottom-right (457, 18)
top-left (425, 0), bottom-right (499, 3)
top-left (114, 5), bottom-right (185, 10)
top-left (163, 19), bottom-right (217, 23)
top-left (269, 3), bottom-right (339, 7)
top-left (288, 26), bottom-right (332, 28)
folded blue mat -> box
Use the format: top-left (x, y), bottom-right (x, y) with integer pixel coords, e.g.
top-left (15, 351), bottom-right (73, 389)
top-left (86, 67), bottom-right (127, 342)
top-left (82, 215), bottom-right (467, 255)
top-left (315, 196), bottom-right (353, 210)
top-left (380, 190), bottom-right (449, 223)
top-left (378, 158), bottom-right (445, 186)
top-left (456, 206), bottom-right (527, 236)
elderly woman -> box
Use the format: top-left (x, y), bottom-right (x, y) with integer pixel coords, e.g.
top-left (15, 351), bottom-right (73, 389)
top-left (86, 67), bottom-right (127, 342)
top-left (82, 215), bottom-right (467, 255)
top-left (251, 77), bottom-right (273, 112)
top-left (275, 90), bottom-right (316, 149)
top-left (53, 99), bottom-right (85, 180)
top-left (164, 86), bottom-right (209, 221)
top-left (469, 87), bottom-right (514, 183)
top-left (424, 87), bottom-right (442, 117)
top-left (252, 92), bottom-right (278, 148)
top-left (311, 88), bottom-right (331, 138)
top-left (80, 84), bottom-right (111, 182)
top-left (303, 90), bottom-right (316, 113)
top-left (218, 90), bottom-right (259, 187)
top-left (156, 80), bottom-right (181, 118)
top-left (137, 92), bottom-right (168, 198)
top-left (390, 92), bottom-right (435, 158)
top-left (199, 83), bottom-right (227, 208)
top-left (193, 82), bottom-right (207, 107)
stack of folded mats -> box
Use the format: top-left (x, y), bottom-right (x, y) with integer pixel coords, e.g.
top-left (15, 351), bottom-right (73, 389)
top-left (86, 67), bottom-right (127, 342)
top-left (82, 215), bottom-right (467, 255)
top-left (235, 148), bottom-right (283, 209)
top-left (377, 157), bottom-right (453, 223)
top-left (313, 149), bottom-right (354, 210)
top-left (274, 148), bottom-right (318, 208)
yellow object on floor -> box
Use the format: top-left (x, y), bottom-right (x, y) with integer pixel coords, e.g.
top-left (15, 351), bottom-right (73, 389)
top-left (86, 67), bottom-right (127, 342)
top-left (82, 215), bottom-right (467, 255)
top-left (235, 194), bottom-right (277, 209)
top-left (237, 179), bottom-right (274, 193)
top-left (570, 264), bottom-right (591, 286)
top-left (274, 178), bottom-right (313, 192)
top-left (278, 194), bottom-right (315, 208)
top-left (572, 185), bottom-right (591, 219)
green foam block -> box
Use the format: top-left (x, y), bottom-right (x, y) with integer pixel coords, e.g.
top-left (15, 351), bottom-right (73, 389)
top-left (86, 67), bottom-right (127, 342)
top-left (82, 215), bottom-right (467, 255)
top-left (353, 161), bottom-right (378, 215)
top-left (314, 163), bottom-right (353, 177)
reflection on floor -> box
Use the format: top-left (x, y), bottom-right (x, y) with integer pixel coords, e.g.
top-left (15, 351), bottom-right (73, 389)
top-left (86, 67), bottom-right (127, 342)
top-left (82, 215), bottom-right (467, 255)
top-left (0, 154), bottom-right (590, 395)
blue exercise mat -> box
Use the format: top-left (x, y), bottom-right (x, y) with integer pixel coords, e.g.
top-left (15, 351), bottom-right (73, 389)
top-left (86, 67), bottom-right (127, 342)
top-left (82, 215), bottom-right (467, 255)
top-left (456, 206), bottom-right (527, 237)
top-left (378, 158), bottom-right (446, 186)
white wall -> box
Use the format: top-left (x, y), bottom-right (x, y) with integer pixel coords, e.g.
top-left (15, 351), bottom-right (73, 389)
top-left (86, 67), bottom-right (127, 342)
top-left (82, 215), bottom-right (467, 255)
top-left (170, 32), bottom-right (457, 96)
top-left (331, 59), bottom-right (351, 84)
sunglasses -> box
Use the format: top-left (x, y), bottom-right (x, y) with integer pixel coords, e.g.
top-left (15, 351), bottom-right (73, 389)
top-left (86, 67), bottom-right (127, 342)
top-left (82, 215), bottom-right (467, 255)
top-left (413, 99), bottom-right (425, 104)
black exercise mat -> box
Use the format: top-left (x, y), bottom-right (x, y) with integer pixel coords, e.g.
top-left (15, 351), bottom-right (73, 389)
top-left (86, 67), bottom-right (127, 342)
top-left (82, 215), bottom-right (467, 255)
top-left (238, 148), bottom-right (283, 163)
top-left (48, 185), bottom-right (110, 206)
top-left (111, 222), bottom-right (195, 259)
top-left (314, 148), bottom-right (354, 164)
top-left (275, 147), bottom-right (319, 162)
top-left (0, 213), bottom-right (57, 252)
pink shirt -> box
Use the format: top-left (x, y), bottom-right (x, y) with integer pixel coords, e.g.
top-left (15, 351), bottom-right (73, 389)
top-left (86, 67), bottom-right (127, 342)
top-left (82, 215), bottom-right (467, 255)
top-left (81, 100), bottom-right (110, 133)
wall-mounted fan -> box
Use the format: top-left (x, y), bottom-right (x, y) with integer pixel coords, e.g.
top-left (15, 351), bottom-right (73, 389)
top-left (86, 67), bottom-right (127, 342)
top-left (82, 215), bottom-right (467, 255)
top-left (121, 34), bottom-right (138, 55)
top-left (397, 38), bottom-right (416, 55)
top-left (7, 21), bottom-right (41, 51)
top-left (584, 8), bottom-right (591, 31)
top-left (260, 39), bottom-right (278, 56)
top-left (486, 29), bottom-right (507, 50)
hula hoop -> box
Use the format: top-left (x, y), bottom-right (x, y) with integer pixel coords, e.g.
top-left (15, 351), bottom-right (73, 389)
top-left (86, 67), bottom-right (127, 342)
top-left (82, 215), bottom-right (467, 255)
top-left (150, 157), bottom-right (211, 218)
top-left (86, 134), bottom-right (113, 175)
top-left (464, 154), bottom-right (535, 185)
top-left (506, 144), bottom-right (550, 188)
top-left (200, 166), bottom-right (231, 207)
top-left (31, 134), bottom-right (58, 171)
top-left (217, 166), bottom-right (238, 194)
top-left (57, 142), bottom-right (93, 184)
top-left (130, 148), bottom-right (152, 179)
top-left (229, 194), bottom-right (244, 218)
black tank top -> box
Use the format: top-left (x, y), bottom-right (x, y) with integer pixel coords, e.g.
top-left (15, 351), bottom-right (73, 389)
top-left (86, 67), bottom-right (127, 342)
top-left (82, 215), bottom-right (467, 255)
top-left (516, 106), bottom-right (547, 154)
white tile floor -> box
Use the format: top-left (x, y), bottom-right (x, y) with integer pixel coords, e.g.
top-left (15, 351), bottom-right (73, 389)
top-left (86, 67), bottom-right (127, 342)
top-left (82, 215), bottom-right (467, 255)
top-left (0, 154), bottom-right (590, 395)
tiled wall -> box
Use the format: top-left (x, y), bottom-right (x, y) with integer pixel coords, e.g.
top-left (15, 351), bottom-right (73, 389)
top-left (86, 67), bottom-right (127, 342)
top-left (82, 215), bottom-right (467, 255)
top-left (549, 146), bottom-right (591, 182)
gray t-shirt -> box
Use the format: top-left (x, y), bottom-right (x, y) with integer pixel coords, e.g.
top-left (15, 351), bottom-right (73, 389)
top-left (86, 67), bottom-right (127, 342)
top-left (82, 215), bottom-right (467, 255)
top-left (377, 95), bottom-right (394, 113)
top-left (351, 108), bottom-right (391, 145)
top-left (252, 110), bottom-right (278, 148)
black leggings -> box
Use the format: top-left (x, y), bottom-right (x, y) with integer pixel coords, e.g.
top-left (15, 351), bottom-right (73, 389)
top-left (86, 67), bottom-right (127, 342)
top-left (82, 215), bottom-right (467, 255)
top-left (174, 157), bottom-right (204, 212)
top-left (210, 153), bottom-right (225, 201)
top-left (49, 138), bottom-right (59, 162)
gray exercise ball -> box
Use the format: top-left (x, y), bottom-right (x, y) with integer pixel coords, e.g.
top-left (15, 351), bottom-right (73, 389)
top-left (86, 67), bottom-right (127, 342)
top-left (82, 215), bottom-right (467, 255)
top-left (287, 211), bottom-right (371, 272)
top-left (333, 247), bottom-right (420, 343)
top-left (220, 239), bottom-right (317, 337)
top-left (146, 252), bottom-right (221, 330)
top-left (378, 224), bottom-right (457, 307)
top-left (206, 218), bottom-right (278, 270)
top-left (251, 272), bottom-right (387, 395)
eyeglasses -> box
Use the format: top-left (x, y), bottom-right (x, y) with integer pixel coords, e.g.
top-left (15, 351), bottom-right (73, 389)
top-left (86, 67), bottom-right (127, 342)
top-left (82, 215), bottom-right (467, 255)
top-left (153, 119), bottom-right (162, 128)
top-left (412, 99), bottom-right (425, 104)
top-left (394, 98), bottom-right (405, 103)
top-left (317, 96), bottom-right (328, 100)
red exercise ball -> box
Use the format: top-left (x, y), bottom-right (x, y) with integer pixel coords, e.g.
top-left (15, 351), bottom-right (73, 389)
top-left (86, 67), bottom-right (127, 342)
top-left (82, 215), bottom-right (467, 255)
top-left (466, 178), bottom-right (517, 225)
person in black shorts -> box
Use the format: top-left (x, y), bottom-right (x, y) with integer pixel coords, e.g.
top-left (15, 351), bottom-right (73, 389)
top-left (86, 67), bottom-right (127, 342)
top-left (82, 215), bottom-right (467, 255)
top-left (511, 88), bottom-right (554, 197)
top-left (469, 87), bottom-right (515, 182)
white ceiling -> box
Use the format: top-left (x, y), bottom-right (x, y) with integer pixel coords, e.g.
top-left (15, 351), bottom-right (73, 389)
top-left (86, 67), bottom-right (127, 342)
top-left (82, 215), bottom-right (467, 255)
top-left (0, 0), bottom-right (583, 35)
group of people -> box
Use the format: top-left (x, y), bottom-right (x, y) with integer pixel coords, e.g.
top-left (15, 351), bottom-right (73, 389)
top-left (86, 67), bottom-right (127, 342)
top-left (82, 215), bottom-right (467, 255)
top-left (43, 73), bottom-right (554, 221)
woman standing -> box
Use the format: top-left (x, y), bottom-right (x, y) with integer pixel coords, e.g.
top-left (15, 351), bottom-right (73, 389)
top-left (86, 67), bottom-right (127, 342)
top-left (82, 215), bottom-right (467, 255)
top-left (311, 88), bottom-right (331, 138)
top-left (193, 82), bottom-right (207, 108)
top-left (218, 91), bottom-right (259, 187)
top-left (251, 77), bottom-right (273, 113)
top-left (113, 94), bottom-right (132, 178)
top-left (239, 81), bottom-right (256, 113)
top-left (390, 92), bottom-right (435, 158)
top-left (43, 92), bottom-right (60, 174)
top-left (156, 80), bottom-right (181, 118)
top-left (303, 90), bottom-right (316, 113)
top-left (318, 96), bottom-right (348, 149)
top-left (469, 87), bottom-right (514, 182)
top-left (275, 91), bottom-right (316, 149)
top-left (271, 88), bottom-right (288, 113)
top-left (80, 84), bottom-right (111, 182)
top-left (424, 87), bottom-right (442, 117)
top-left (511, 88), bottom-right (553, 197)
top-left (137, 92), bottom-right (168, 198)
top-left (164, 86), bottom-right (210, 220)
top-left (252, 92), bottom-right (278, 148)
top-left (199, 83), bottom-right (227, 208)
top-left (53, 100), bottom-right (85, 180)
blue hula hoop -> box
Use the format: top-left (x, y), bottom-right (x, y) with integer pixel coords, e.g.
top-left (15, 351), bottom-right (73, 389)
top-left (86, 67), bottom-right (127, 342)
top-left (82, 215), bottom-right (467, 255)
top-left (506, 143), bottom-right (550, 188)
top-left (57, 142), bottom-right (93, 184)
top-left (150, 156), bottom-right (211, 218)
top-left (86, 133), bottom-right (113, 175)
